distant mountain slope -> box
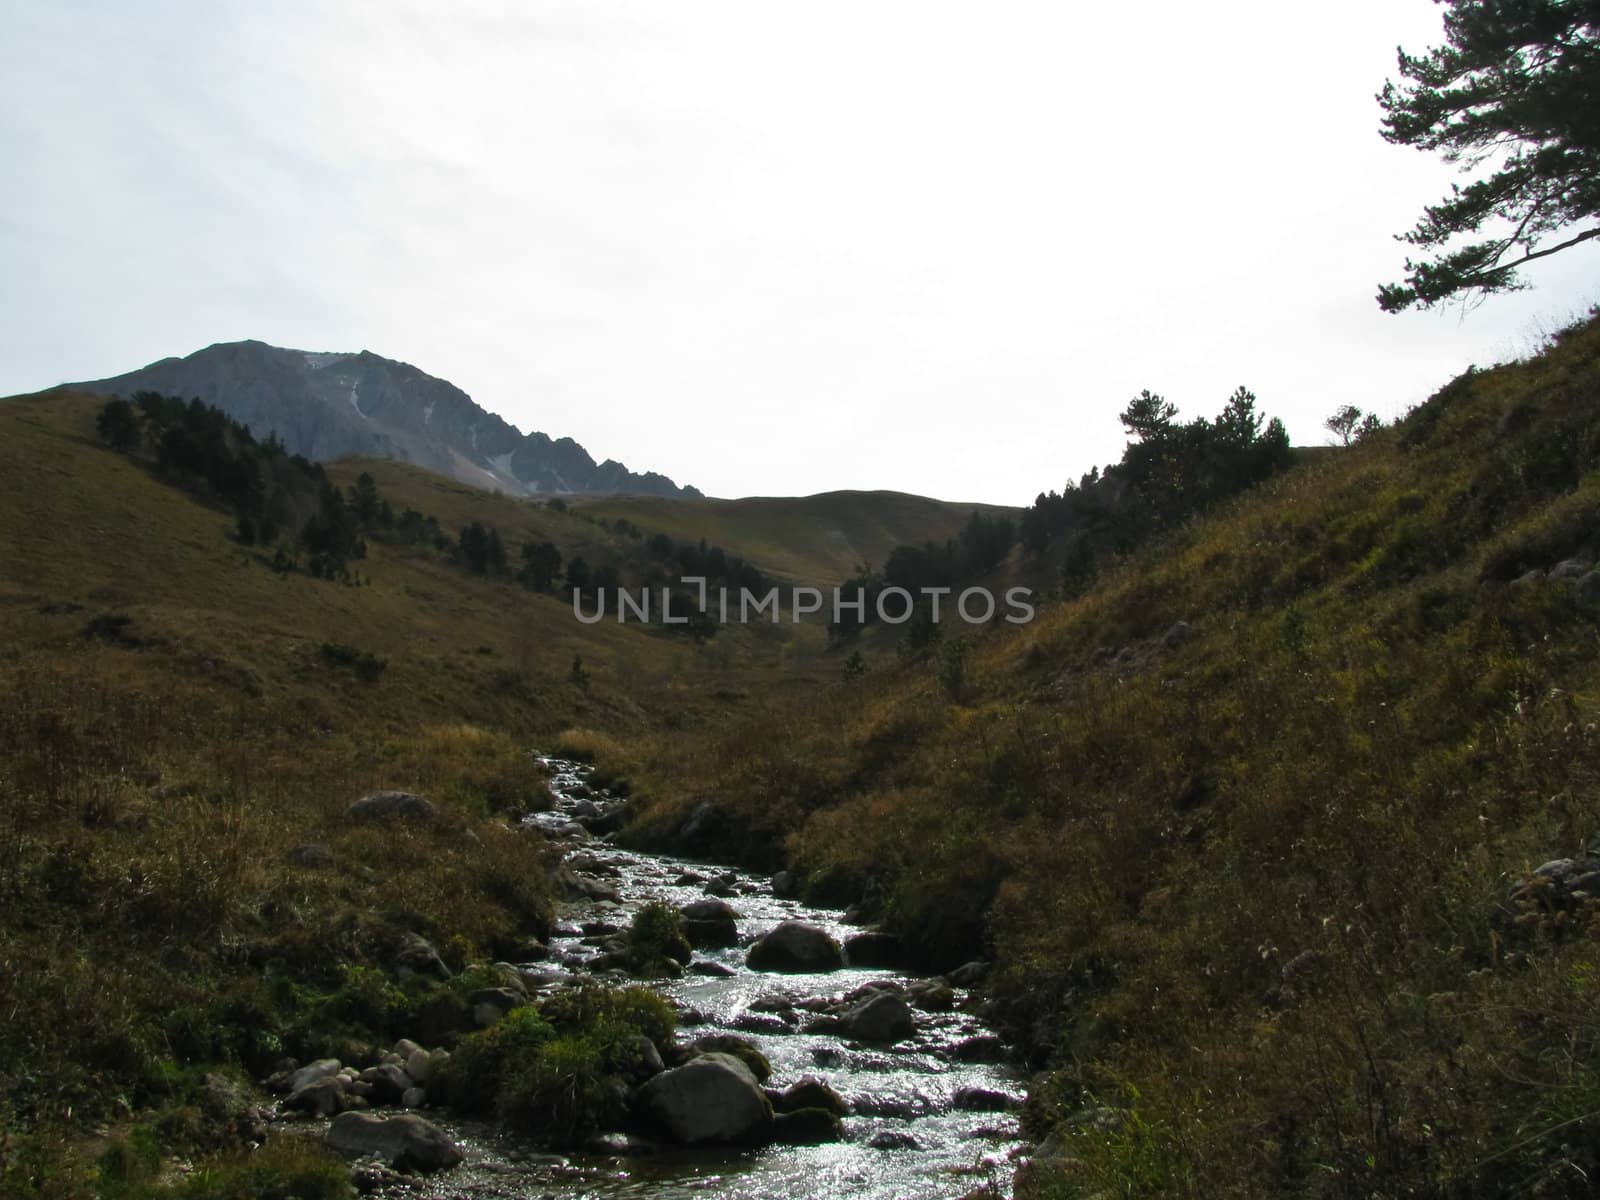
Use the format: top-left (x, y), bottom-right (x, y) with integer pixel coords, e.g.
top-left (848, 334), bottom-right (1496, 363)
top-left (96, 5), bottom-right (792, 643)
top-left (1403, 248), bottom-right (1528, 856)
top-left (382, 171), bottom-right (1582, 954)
top-left (573, 490), bottom-right (1021, 585)
top-left (71, 340), bottom-right (700, 499)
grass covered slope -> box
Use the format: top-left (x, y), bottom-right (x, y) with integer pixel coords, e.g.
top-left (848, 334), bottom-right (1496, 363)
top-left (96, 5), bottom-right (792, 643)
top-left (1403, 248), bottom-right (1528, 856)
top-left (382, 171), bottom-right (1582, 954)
top-left (572, 489), bottom-right (1020, 586)
top-left (0, 389), bottom-right (807, 1189)
top-left (620, 313), bottom-right (1600, 1197)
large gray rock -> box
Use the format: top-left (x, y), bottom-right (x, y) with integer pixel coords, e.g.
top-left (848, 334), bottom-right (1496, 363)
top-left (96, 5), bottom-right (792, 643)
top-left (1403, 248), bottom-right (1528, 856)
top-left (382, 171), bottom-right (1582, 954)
top-left (771, 1076), bottom-right (848, 1116)
top-left (952, 1085), bottom-right (1021, 1112)
top-left (947, 960), bottom-right (990, 987)
top-left (746, 922), bottom-right (843, 973)
top-left (635, 1053), bottom-right (773, 1145)
top-left (578, 801), bottom-right (631, 835)
top-left (280, 1058), bottom-right (342, 1095)
top-left (469, 987), bottom-right (522, 1028)
top-left (556, 866), bottom-right (622, 903)
top-left (679, 898), bottom-right (740, 949)
top-left (389, 931), bottom-right (451, 980)
top-left (285, 1075), bottom-right (354, 1116)
top-left (325, 1111), bottom-right (464, 1173)
top-left (348, 790), bottom-right (436, 823)
top-left (772, 1107), bottom-right (843, 1144)
top-left (840, 991), bottom-right (914, 1043)
top-left (869, 1129), bottom-right (919, 1150)
top-left (687, 1034), bottom-right (772, 1082)
top-left (674, 802), bottom-right (723, 853)
top-left (285, 842), bottom-right (334, 868)
top-left (358, 1064), bottom-right (413, 1106)
top-left (1551, 558), bottom-right (1592, 581)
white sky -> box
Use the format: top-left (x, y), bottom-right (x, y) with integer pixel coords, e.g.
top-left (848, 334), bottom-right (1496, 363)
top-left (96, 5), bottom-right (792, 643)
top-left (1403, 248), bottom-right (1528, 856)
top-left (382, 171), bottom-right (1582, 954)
top-left (2, 1), bottom-right (1595, 504)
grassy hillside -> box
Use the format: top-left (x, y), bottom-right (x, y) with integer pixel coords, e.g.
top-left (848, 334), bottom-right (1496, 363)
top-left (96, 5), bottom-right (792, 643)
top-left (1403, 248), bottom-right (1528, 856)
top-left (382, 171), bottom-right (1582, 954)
top-left (611, 312), bottom-right (1600, 1198)
top-left (2, 392), bottom-right (831, 706)
top-left (0, 389), bottom-right (830, 1192)
top-left (572, 489), bottom-right (1020, 586)
top-left (11, 308), bottom-right (1600, 1199)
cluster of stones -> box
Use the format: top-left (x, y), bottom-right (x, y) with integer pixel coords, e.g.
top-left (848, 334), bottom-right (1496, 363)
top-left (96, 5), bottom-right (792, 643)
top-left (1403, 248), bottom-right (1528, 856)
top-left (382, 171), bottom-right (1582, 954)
top-left (268, 1039), bottom-right (452, 1119)
top-left (1509, 557), bottom-right (1600, 603)
top-left (1509, 853), bottom-right (1600, 938)
top-left (633, 1034), bottom-right (849, 1147)
top-left (265, 1046), bottom-right (465, 1179)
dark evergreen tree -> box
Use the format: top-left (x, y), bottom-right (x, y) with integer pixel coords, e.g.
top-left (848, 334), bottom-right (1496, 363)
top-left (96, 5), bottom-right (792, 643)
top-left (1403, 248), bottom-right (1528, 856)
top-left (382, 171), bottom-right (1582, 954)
top-left (1377, 1), bottom-right (1600, 311)
top-left (520, 541), bottom-right (563, 591)
top-left (350, 472), bottom-right (382, 525)
top-left (566, 556), bottom-right (592, 594)
top-left (95, 398), bottom-right (140, 450)
top-left (458, 522), bottom-right (491, 573)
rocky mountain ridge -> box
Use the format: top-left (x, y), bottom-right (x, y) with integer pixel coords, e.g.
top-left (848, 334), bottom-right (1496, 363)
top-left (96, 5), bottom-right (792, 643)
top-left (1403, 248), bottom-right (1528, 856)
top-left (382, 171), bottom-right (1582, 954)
top-left (74, 340), bottom-right (700, 498)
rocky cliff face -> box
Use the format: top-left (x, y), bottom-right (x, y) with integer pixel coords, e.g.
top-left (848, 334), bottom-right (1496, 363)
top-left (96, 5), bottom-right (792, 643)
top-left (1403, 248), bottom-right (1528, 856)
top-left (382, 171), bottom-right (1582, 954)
top-left (75, 340), bottom-right (700, 498)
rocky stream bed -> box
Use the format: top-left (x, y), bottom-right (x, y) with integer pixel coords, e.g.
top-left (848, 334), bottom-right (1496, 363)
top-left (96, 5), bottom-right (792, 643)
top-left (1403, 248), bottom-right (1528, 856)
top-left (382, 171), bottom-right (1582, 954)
top-left (268, 754), bottom-right (1028, 1198)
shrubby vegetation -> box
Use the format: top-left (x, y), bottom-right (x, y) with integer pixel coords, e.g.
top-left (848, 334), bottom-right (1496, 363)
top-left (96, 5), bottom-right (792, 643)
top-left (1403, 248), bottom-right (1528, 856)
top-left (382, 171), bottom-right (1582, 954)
top-left (95, 393), bottom-right (393, 581)
top-left (830, 509), bottom-right (1017, 639)
top-left (831, 386), bottom-right (1289, 642)
top-left (434, 988), bottom-right (674, 1144)
top-left (618, 311), bottom-right (1600, 1198)
top-left (1018, 386), bottom-right (1292, 590)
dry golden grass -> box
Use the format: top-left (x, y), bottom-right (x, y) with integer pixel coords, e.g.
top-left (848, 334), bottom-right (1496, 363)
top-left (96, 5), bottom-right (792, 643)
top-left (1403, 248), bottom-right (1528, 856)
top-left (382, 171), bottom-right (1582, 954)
top-left (614, 312), bottom-right (1600, 1197)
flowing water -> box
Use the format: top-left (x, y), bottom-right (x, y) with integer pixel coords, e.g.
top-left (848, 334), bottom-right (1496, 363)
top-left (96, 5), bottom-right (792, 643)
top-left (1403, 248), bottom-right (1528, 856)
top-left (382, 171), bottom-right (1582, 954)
top-left (403, 755), bottom-right (1024, 1199)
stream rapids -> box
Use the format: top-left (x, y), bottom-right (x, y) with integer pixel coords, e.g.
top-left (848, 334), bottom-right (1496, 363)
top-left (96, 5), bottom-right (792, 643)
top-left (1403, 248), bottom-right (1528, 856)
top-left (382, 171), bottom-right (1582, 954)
top-left (389, 754), bottom-right (1026, 1199)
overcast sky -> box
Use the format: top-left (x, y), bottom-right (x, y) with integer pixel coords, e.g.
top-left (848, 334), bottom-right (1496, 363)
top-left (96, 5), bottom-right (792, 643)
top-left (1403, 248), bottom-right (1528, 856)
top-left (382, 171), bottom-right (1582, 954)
top-left (2, 1), bottom-right (1595, 504)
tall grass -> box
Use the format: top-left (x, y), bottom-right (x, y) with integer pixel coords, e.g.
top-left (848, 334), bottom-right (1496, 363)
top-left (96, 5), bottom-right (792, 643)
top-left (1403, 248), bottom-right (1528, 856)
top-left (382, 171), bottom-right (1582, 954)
top-left (616, 312), bottom-right (1600, 1197)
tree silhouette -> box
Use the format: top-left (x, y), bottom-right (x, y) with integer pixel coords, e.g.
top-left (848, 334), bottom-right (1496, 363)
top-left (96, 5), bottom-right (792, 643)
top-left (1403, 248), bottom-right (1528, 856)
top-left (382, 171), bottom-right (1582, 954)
top-left (1377, 1), bottom-right (1600, 310)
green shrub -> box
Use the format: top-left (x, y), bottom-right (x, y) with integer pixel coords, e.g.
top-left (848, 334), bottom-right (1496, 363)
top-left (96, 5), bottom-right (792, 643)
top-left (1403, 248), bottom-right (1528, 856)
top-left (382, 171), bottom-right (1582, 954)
top-left (157, 1137), bottom-right (352, 1200)
top-left (431, 1006), bottom-right (556, 1115)
top-left (96, 1126), bottom-right (162, 1197)
top-left (627, 902), bottom-right (691, 971)
top-left (316, 964), bottom-right (412, 1035)
top-left (434, 987), bottom-right (674, 1147)
top-left (495, 1032), bottom-right (622, 1142)
top-left (0, 1126), bottom-right (96, 1199)
top-left (317, 642), bottom-right (386, 682)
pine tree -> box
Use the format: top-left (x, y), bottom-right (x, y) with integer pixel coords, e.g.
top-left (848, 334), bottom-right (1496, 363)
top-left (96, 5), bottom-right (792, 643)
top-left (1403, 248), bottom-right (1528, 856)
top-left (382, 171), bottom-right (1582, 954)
top-left (1377, 1), bottom-right (1600, 310)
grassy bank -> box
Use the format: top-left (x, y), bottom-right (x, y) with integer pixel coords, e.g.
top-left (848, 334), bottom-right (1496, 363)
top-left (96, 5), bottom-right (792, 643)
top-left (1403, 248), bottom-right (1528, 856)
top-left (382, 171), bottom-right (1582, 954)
top-left (614, 312), bottom-right (1600, 1196)
top-left (0, 390), bottom-right (800, 1193)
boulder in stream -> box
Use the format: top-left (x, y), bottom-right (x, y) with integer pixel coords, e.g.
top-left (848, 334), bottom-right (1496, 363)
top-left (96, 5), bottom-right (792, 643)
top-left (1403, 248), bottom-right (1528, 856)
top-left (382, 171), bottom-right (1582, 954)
top-left (634, 1052), bottom-right (774, 1146)
top-left (357, 1064), bottom-right (413, 1105)
top-left (325, 1111), bottom-right (464, 1172)
top-left (746, 921), bottom-right (843, 973)
top-left (687, 1034), bottom-right (772, 1082)
top-left (771, 1075), bottom-right (848, 1116)
top-left (772, 1107), bottom-right (844, 1144)
top-left (679, 898), bottom-right (740, 948)
top-left (869, 1129), bottom-right (920, 1150)
top-left (284, 1075), bottom-right (355, 1116)
top-left (839, 991), bottom-right (915, 1043)
top-left (674, 802), bottom-right (724, 854)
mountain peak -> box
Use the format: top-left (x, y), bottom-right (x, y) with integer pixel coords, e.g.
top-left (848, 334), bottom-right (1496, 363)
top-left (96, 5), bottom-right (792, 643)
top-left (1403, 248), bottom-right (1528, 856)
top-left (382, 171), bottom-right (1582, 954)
top-left (73, 341), bottom-right (700, 498)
